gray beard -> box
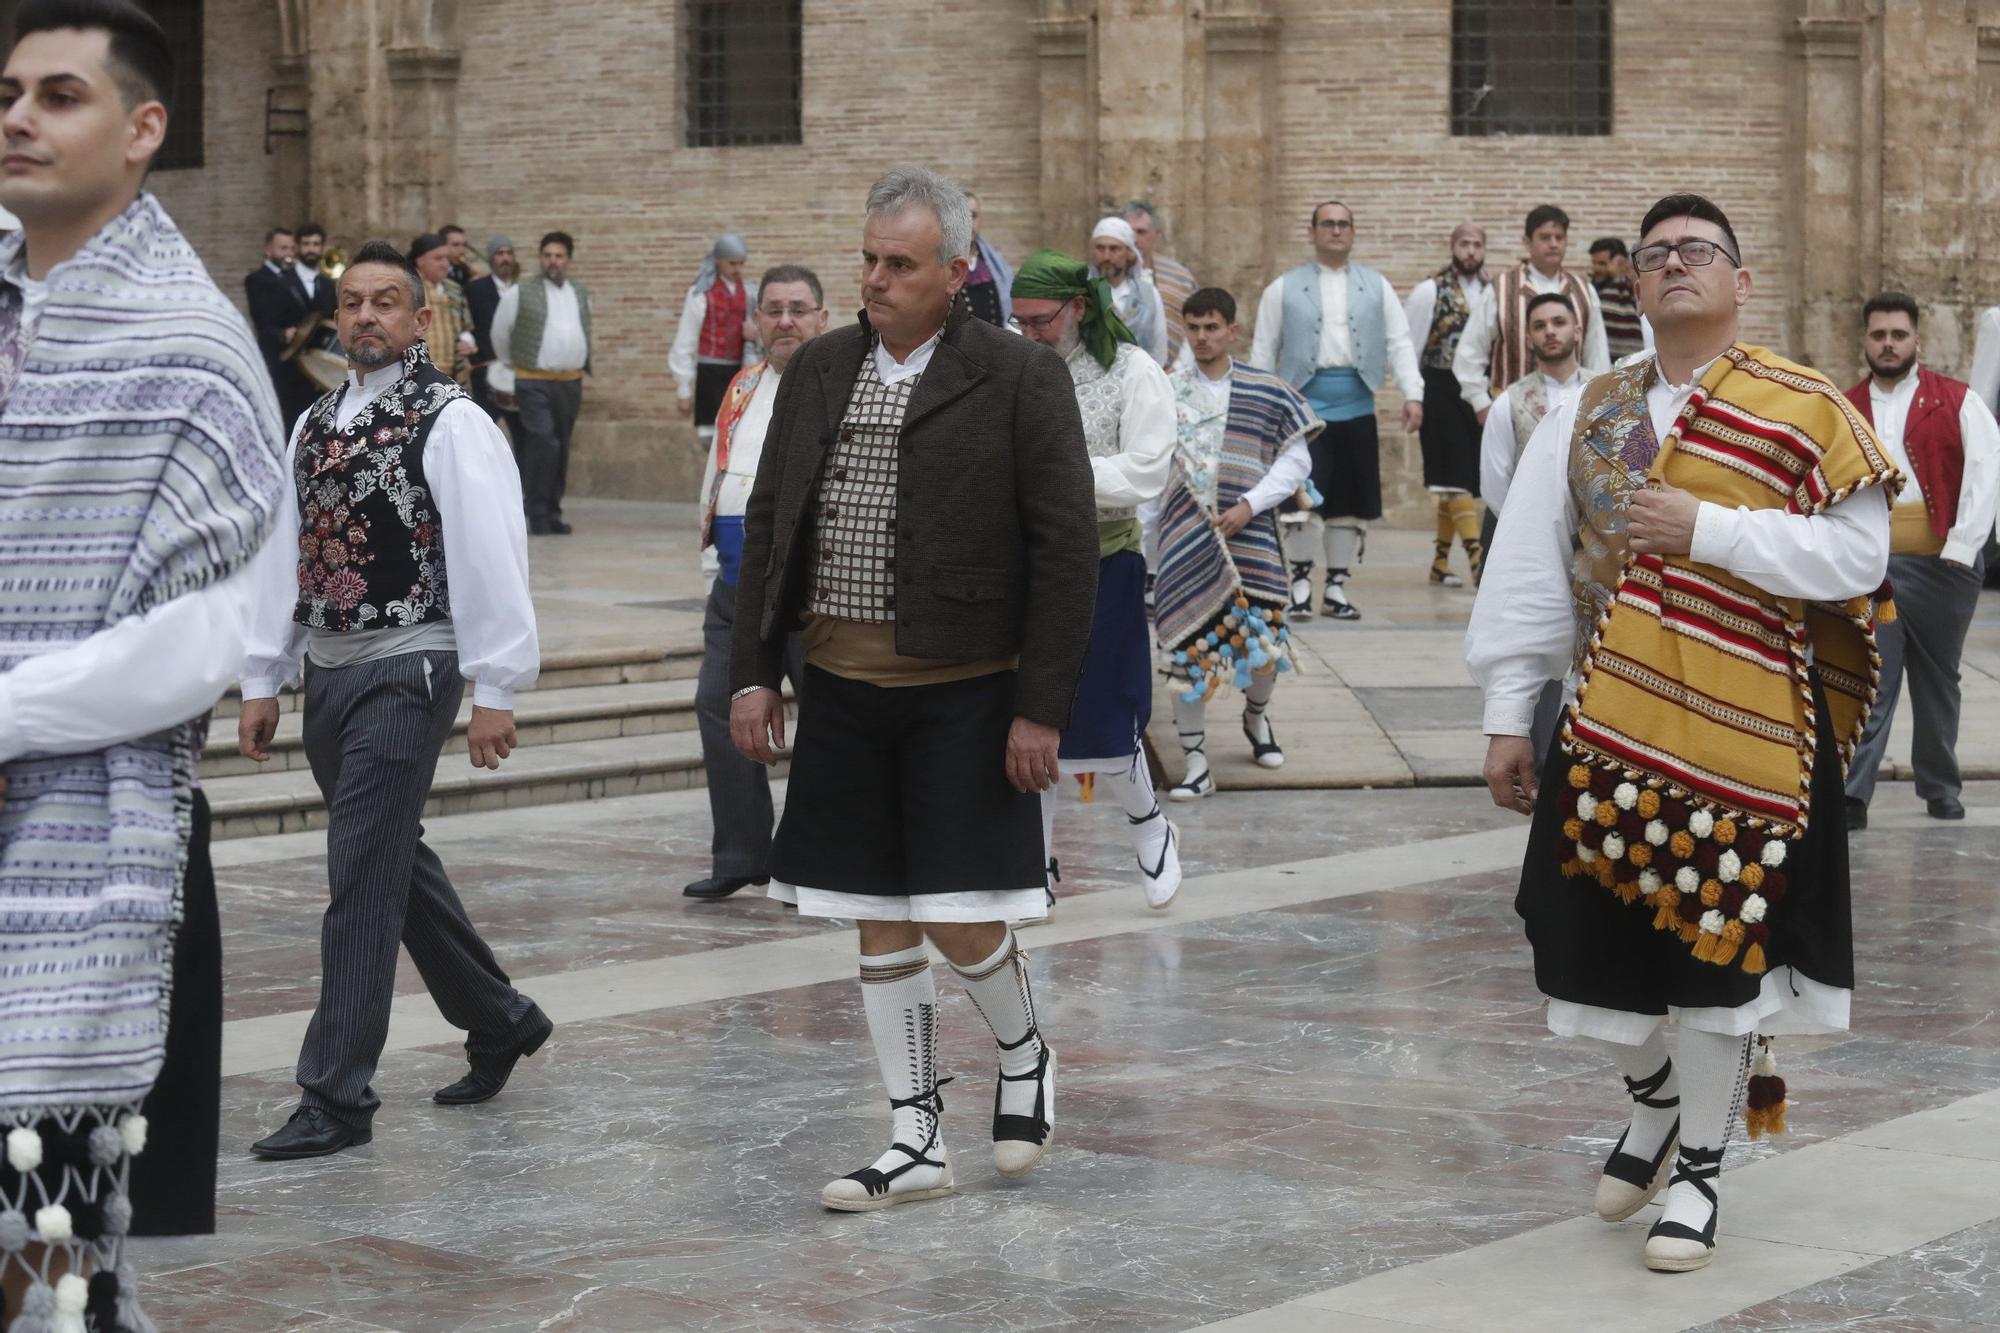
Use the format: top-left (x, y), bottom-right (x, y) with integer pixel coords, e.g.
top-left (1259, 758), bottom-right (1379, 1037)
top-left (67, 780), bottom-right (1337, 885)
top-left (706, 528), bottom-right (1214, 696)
top-left (1053, 325), bottom-right (1083, 360)
top-left (348, 338), bottom-right (398, 370)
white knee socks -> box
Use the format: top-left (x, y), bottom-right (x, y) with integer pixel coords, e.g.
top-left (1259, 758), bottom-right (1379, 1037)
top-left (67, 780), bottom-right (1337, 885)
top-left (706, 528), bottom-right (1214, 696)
top-left (949, 931), bottom-right (1044, 1120)
top-left (1324, 521), bottom-right (1364, 581)
top-left (1282, 512), bottom-right (1324, 568)
top-left (1591, 1027), bottom-right (1679, 1165)
top-left (1116, 758), bottom-right (1170, 866)
top-left (859, 945), bottom-right (943, 1161)
top-left (1173, 694), bottom-right (1209, 788)
top-left (1661, 1028), bottom-right (1751, 1233)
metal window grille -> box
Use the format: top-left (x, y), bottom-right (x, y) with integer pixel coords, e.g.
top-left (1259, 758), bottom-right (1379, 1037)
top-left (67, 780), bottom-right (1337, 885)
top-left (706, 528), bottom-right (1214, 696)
top-left (145, 0), bottom-right (205, 169)
top-left (684, 0), bottom-right (802, 148)
top-left (1451, 0), bottom-right (1611, 137)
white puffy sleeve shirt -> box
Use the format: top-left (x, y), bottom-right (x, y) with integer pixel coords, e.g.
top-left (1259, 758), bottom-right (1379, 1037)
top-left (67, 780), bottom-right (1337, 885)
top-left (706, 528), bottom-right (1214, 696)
top-left (1466, 373), bottom-right (1891, 737)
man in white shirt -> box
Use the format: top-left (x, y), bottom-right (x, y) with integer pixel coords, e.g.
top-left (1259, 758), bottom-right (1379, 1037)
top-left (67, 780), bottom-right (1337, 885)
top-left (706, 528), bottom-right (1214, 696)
top-left (1157, 288), bottom-right (1320, 800)
top-left (489, 230), bottom-right (591, 534)
top-left (1969, 304), bottom-right (2000, 417)
top-left (1454, 204), bottom-right (1610, 421)
top-left (684, 265), bottom-right (824, 901)
top-left (239, 241), bottom-right (551, 1160)
top-left (1088, 215), bottom-right (1171, 367)
top-left (1250, 200), bottom-right (1424, 621)
top-left (1405, 222), bottom-right (1492, 586)
top-left (1839, 292), bottom-right (2000, 826)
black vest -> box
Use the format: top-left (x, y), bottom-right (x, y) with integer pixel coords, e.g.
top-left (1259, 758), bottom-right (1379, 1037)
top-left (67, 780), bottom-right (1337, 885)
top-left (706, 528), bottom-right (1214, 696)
top-left (292, 343), bottom-right (465, 633)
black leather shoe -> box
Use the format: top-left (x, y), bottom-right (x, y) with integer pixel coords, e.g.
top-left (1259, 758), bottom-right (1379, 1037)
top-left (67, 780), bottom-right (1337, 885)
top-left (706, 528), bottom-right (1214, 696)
top-left (251, 1106), bottom-right (371, 1159)
top-left (683, 875), bottom-right (768, 900)
top-left (547, 518), bottom-right (573, 535)
top-left (1846, 797), bottom-right (1868, 831)
top-left (1927, 796), bottom-right (1966, 820)
top-left (528, 518), bottom-right (554, 536)
top-left (433, 1010), bottom-right (555, 1105)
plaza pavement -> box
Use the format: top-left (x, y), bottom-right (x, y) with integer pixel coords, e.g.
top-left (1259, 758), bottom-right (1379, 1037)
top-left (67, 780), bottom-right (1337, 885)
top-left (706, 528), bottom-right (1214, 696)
top-left (139, 500), bottom-right (2000, 1330)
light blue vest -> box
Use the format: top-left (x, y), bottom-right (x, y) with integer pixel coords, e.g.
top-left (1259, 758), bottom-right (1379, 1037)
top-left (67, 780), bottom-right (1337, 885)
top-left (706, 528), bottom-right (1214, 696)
top-left (1275, 261), bottom-right (1387, 394)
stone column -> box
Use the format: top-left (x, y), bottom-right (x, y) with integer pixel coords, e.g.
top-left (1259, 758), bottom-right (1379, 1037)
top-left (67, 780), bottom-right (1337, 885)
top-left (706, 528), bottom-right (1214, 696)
top-left (1792, 0), bottom-right (1879, 377)
top-left (1196, 1), bottom-right (1282, 311)
top-left (1033, 0), bottom-right (1098, 252)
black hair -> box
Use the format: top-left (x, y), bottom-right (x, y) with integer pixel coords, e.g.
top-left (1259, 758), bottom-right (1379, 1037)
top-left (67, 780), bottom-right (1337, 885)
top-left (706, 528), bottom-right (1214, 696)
top-left (1862, 291), bottom-right (1920, 327)
top-left (295, 221), bottom-right (326, 242)
top-left (1524, 204), bottom-right (1570, 237)
top-left (13, 0), bottom-right (172, 109)
top-left (1309, 200), bottom-right (1351, 227)
top-left (1181, 287), bottom-right (1238, 324)
top-left (263, 226), bottom-right (293, 244)
top-left (1589, 237), bottom-right (1628, 258)
top-left (757, 263), bottom-right (824, 308)
top-left (540, 230), bottom-right (575, 256)
top-left (1525, 292), bottom-right (1577, 320)
top-left (407, 232), bottom-right (446, 262)
top-left (438, 224), bottom-right (465, 239)
top-left (342, 239), bottom-right (426, 308)
top-left (1639, 193), bottom-right (1741, 263)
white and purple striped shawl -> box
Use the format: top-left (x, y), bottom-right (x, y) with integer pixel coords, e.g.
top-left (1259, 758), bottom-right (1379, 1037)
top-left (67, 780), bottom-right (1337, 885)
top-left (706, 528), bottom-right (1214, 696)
top-left (0, 194), bottom-right (283, 1114)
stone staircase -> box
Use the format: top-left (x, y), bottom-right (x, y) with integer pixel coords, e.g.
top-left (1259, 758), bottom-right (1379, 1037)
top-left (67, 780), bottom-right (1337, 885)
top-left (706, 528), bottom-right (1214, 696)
top-left (199, 641), bottom-right (790, 840)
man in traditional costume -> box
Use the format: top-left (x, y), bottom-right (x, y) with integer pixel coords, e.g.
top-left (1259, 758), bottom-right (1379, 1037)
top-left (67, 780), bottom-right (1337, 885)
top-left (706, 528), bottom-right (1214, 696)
top-left (1251, 200), bottom-right (1424, 621)
top-left (488, 231), bottom-right (591, 535)
top-left (1012, 249), bottom-right (1183, 910)
top-left (0, 2), bottom-right (287, 1317)
top-left (1841, 293), bottom-right (1999, 827)
top-left (240, 241), bottom-right (553, 1160)
top-left (1157, 288), bottom-right (1319, 800)
top-left (1455, 204), bottom-right (1611, 423)
top-left (684, 264), bottom-right (826, 901)
top-left (670, 231), bottom-right (759, 436)
top-left (1470, 194), bottom-right (1898, 1273)
top-left (410, 231), bottom-right (475, 386)
top-left (1088, 216), bottom-right (1171, 367)
top-left (1403, 222), bottom-right (1491, 587)
top-left (730, 167), bottom-right (1097, 1210)
top-left (1590, 237), bottom-right (1649, 362)
top-left (1971, 302), bottom-right (2000, 416)
top-left (1123, 201), bottom-right (1198, 366)
top-left (962, 190), bottom-right (1013, 328)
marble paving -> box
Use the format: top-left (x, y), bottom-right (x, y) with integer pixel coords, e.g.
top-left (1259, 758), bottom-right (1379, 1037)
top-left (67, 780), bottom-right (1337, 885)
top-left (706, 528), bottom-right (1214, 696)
top-left (134, 771), bottom-right (2000, 1331)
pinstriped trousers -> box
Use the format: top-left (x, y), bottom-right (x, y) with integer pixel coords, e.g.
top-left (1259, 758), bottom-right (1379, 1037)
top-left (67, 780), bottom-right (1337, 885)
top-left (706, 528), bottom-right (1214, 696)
top-left (297, 649), bottom-right (542, 1126)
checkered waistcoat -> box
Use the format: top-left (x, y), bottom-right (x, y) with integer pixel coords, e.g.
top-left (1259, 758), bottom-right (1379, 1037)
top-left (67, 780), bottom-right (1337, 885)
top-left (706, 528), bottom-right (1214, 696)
top-left (806, 351), bottom-right (917, 622)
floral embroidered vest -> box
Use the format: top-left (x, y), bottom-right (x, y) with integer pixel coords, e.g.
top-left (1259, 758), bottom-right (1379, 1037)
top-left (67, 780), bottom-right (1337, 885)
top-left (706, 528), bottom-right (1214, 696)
top-left (292, 343), bottom-right (463, 632)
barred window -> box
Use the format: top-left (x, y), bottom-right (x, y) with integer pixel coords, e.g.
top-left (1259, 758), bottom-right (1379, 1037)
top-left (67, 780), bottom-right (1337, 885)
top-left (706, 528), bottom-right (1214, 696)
top-left (683, 0), bottom-right (802, 148)
top-left (1451, 0), bottom-right (1612, 137)
top-left (146, 0), bottom-right (204, 169)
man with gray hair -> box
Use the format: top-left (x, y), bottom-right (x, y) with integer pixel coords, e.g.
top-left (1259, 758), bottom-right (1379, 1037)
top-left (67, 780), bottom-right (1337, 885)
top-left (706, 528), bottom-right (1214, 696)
top-left (1122, 200), bottom-right (1198, 365)
top-left (730, 166), bottom-right (1098, 1210)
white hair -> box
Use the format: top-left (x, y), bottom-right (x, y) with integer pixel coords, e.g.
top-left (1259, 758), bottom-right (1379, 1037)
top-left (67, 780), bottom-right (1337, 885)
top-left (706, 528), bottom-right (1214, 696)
top-left (865, 165), bottom-right (974, 265)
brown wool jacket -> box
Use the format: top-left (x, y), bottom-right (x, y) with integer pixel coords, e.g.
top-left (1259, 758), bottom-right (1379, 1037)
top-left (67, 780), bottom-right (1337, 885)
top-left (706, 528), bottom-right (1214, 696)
top-left (729, 302), bottom-right (1099, 729)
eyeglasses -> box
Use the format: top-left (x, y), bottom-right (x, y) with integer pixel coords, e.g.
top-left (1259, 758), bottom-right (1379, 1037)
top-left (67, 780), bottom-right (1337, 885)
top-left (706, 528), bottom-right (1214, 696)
top-left (758, 304), bottom-right (821, 321)
top-left (1008, 310), bottom-right (1067, 333)
top-left (1631, 239), bottom-right (1739, 273)
top-left (1314, 219), bottom-right (1354, 232)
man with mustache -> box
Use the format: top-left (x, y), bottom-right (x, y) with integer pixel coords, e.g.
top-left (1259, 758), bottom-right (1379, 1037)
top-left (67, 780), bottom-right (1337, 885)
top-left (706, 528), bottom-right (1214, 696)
top-left (684, 264), bottom-right (824, 901)
top-left (1454, 203), bottom-right (1610, 424)
top-left (1404, 222), bottom-right (1493, 586)
top-left (1840, 292), bottom-right (2000, 828)
top-left (239, 240), bottom-right (552, 1160)
top-left (1470, 193), bottom-right (1897, 1274)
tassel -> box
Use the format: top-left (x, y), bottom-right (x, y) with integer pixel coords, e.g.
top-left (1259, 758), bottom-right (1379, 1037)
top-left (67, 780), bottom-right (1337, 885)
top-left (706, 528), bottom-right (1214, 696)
top-left (1615, 881), bottom-right (1641, 906)
top-left (1875, 596), bottom-right (1897, 625)
top-left (49, 1276), bottom-right (83, 1333)
top-left (9, 1280), bottom-right (54, 1333)
top-left (115, 1266), bottom-right (157, 1333)
top-left (1652, 887), bottom-right (1681, 932)
top-left (1745, 1038), bottom-right (1788, 1138)
top-left (1742, 942), bottom-right (1768, 974)
top-left (1710, 920), bottom-right (1744, 967)
top-left (1077, 773), bottom-right (1094, 803)
top-left (1678, 921), bottom-right (1700, 945)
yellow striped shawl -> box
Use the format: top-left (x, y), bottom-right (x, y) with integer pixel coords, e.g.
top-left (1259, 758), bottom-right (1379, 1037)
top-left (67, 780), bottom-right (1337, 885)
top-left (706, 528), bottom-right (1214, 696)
top-left (1555, 345), bottom-right (1900, 972)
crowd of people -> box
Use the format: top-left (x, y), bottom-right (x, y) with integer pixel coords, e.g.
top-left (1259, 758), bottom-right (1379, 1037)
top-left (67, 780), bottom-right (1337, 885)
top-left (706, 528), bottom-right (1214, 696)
top-left (1, 1), bottom-right (1998, 1325)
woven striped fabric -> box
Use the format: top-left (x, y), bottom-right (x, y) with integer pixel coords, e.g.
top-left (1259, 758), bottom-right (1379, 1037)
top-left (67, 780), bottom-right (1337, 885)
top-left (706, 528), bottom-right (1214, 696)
top-left (1154, 362), bottom-right (1321, 650)
top-left (0, 194), bottom-right (283, 1113)
top-left (1555, 345), bottom-right (1900, 973)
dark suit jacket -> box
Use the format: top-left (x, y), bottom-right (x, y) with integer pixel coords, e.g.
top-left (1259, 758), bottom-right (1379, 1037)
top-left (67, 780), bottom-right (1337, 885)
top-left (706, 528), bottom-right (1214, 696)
top-left (466, 274), bottom-right (504, 365)
top-left (243, 263), bottom-right (307, 366)
top-left (287, 265), bottom-right (337, 321)
top-left (730, 302), bottom-right (1099, 729)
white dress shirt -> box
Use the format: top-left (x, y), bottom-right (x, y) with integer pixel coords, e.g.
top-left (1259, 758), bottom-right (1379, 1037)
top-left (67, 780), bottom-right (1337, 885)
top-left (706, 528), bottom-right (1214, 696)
top-left (296, 264), bottom-right (318, 302)
top-left (240, 360), bottom-right (541, 710)
top-left (1075, 343), bottom-right (1177, 509)
top-left (1466, 354), bottom-right (1891, 737)
top-left (1249, 264), bottom-right (1425, 403)
top-left (1867, 366), bottom-right (2000, 566)
top-left (1968, 306), bottom-right (2000, 417)
top-left (1401, 272), bottom-right (1492, 359)
top-left (668, 281), bottom-right (762, 400)
top-left (698, 367), bottom-right (783, 577)
top-left (1479, 365), bottom-right (1588, 517)
top-left (486, 278), bottom-right (590, 394)
top-left (1453, 267), bottom-right (1612, 413)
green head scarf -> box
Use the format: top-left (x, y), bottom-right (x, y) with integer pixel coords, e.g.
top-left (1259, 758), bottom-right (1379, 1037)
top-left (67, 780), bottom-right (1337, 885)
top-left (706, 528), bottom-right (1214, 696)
top-left (1009, 247), bottom-right (1134, 371)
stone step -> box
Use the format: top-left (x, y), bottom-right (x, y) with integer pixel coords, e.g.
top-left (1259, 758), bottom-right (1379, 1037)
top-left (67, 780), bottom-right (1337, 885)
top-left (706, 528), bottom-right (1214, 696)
top-left (207, 641), bottom-right (702, 719)
top-left (200, 677), bottom-right (706, 779)
top-left (203, 730), bottom-right (784, 841)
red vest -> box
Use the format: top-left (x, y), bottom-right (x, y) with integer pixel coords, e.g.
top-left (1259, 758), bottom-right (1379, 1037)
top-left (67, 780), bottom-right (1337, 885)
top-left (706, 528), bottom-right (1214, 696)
top-left (697, 279), bottom-right (748, 362)
top-left (1843, 366), bottom-right (1966, 538)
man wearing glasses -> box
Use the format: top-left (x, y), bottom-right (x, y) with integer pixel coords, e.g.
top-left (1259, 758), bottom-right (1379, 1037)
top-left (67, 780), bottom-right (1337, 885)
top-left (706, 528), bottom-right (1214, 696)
top-left (1250, 200), bottom-right (1425, 621)
top-left (686, 266), bottom-right (827, 900)
top-left (1470, 193), bottom-right (1897, 1275)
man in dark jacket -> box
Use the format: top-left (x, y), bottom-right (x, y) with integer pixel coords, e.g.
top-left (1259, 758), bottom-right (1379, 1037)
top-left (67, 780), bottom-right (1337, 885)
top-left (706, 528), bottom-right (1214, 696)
top-left (730, 165), bottom-right (1097, 1213)
top-left (465, 235), bottom-right (522, 447)
top-left (244, 225), bottom-right (316, 428)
